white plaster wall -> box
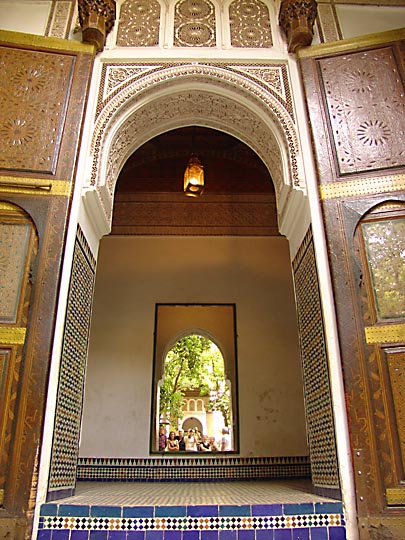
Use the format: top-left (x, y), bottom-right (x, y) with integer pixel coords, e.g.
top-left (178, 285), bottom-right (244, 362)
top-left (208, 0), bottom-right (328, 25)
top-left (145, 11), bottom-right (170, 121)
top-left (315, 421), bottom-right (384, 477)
top-left (79, 235), bottom-right (308, 458)
top-left (336, 5), bottom-right (405, 39)
top-left (0, 1), bottom-right (51, 35)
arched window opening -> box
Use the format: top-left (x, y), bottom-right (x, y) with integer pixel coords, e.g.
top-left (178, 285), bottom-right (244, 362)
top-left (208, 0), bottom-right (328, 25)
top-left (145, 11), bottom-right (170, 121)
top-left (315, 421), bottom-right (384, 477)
top-left (158, 334), bottom-right (233, 452)
top-left (151, 304), bottom-right (238, 454)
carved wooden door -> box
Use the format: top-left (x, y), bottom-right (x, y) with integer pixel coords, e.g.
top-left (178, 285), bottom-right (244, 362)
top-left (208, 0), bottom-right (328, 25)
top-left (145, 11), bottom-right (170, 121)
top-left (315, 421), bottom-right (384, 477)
top-left (0, 203), bottom-right (38, 506)
top-left (354, 202), bottom-right (405, 508)
top-left (299, 34), bottom-right (405, 537)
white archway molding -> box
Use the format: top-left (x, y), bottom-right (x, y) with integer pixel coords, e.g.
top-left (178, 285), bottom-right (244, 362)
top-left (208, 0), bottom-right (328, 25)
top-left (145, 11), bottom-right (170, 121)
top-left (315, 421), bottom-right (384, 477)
top-left (102, 86), bottom-right (286, 194)
top-left (83, 61), bottom-right (305, 235)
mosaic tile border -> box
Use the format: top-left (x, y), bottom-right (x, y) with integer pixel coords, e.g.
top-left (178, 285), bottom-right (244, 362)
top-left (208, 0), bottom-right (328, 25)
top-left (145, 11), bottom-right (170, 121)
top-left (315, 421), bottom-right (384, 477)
top-left (77, 457), bottom-right (311, 482)
top-left (38, 501), bottom-right (345, 540)
top-left (292, 229), bottom-right (340, 492)
top-left (48, 228), bottom-right (97, 493)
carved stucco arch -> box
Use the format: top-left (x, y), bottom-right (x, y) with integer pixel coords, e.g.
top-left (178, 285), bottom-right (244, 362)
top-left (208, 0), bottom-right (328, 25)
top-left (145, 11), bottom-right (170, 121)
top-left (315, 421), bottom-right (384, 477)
top-left (87, 61), bottom-right (302, 231)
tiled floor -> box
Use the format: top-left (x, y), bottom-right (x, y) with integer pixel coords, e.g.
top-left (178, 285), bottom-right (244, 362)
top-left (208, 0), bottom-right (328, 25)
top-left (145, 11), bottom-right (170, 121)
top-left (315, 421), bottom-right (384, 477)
top-left (50, 480), bottom-right (335, 506)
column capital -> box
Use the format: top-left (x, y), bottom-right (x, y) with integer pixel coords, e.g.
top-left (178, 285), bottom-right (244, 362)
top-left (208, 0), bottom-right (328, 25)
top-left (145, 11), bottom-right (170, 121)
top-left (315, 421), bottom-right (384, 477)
top-left (279, 0), bottom-right (318, 53)
top-left (78, 0), bottom-right (116, 52)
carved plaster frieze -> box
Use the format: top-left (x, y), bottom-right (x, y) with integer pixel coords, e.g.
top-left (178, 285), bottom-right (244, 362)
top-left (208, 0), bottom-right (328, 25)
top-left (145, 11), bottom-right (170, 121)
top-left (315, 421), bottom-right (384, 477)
top-left (99, 64), bottom-right (162, 103)
top-left (87, 61), bottom-right (302, 231)
top-left (96, 62), bottom-right (294, 119)
top-left (46, 1), bottom-right (75, 39)
top-left (174, 0), bottom-right (216, 47)
top-left (229, 0), bottom-right (273, 48)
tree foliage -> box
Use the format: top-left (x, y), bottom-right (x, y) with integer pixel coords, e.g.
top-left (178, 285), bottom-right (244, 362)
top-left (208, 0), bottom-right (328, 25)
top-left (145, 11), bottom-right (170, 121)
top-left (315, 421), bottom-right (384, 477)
top-left (159, 334), bottom-right (231, 428)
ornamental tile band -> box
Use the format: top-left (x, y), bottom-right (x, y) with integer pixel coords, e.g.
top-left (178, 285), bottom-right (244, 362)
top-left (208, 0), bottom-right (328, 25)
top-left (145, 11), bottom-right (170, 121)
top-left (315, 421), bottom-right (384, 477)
top-left (77, 456), bottom-right (311, 482)
top-left (40, 512), bottom-right (343, 531)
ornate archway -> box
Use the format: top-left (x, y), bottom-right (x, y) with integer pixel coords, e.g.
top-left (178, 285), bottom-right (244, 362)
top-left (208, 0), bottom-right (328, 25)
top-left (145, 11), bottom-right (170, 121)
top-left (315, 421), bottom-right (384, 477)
top-left (83, 61), bottom-right (305, 237)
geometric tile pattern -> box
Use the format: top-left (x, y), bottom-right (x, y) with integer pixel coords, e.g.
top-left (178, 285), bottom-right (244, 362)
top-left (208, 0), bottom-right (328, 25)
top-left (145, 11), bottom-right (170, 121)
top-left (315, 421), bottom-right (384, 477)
top-left (37, 500), bottom-right (346, 539)
top-left (293, 228), bottom-right (340, 490)
top-left (48, 227), bottom-right (96, 494)
top-left (77, 457), bottom-right (311, 482)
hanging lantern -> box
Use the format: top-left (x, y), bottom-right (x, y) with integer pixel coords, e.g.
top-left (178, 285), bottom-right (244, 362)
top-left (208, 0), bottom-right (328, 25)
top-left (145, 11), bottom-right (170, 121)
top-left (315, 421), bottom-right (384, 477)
top-left (183, 154), bottom-right (204, 197)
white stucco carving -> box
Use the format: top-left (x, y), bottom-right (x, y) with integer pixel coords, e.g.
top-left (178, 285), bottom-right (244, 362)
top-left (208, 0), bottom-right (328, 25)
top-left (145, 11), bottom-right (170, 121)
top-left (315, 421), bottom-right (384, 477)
top-left (86, 61), bottom-right (303, 231)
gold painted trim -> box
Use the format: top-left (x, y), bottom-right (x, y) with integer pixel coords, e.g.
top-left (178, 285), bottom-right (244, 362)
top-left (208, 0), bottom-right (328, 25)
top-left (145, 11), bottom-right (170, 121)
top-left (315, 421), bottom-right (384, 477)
top-left (0, 327), bottom-right (26, 345)
top-left (0, 489), bottom-right (3, 505)
top-left (0, 29), bottom-right (95, 54)
top-left (298, 27), bottom-right (405, 58)
top-left (0, 202), bottom-right (18, 211)
top-left (365, 324), bottom-right (405, 344)
top-left (386, 488), bottom-right (405, 506)
top-left (319, 175), bottom-right (405, 200)
top-left (0, 177), bottom-right (72, 197)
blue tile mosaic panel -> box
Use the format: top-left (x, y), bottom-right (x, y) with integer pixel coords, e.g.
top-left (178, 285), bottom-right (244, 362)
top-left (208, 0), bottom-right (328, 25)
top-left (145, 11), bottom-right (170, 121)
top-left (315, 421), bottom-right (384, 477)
top-left (77, 457), bottom-right (310, 482)
top-left (38, 501), bottom-right (345, 540)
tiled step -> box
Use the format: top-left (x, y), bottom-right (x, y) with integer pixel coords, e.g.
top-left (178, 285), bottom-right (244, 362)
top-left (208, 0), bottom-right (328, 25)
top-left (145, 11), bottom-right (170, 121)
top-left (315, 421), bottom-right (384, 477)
top-left (37, 501), bottom-right (346, 540)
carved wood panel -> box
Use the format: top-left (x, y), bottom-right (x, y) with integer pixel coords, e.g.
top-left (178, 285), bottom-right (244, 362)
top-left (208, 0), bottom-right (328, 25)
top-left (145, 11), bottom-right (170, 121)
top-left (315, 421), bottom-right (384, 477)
top-left (117, 0), bottom-right (160, 47)
top-left (112, 193), bottom-right (279, 236)
top-left (0, 47), bottom-right (74, 174)
top-left (385, 347), bottom-right (405, 475)
top-left (174, 0), bottom-right (216, 47)
top-left (318, 47), bottom-right (405, 176)
top-left (229, 0), bottom-right (272, 48)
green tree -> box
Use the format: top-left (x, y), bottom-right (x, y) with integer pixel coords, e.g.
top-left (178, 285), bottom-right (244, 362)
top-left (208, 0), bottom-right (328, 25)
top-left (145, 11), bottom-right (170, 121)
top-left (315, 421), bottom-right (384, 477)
top-left (159, 335), bottom-right (231, 428)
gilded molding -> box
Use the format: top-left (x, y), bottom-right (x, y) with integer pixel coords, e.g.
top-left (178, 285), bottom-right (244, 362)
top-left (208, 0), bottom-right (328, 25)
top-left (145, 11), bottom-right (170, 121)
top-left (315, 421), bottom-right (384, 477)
top-left (0, 327), bottom-right (26, 345)
top-left (365, 324), bottom-right (405, 344)
top-left (0, 202), bottom-right (18, 211)
top-left (297, 27), bottom-right (405, 58)
top-left (319, 175), bottom-right (405, 200)
top-left (0, 29), bottom-right (95, 54)
top-left (0, 178), bottom-right (72, 197)
top-left (386, 488), bottom-right (405, 505)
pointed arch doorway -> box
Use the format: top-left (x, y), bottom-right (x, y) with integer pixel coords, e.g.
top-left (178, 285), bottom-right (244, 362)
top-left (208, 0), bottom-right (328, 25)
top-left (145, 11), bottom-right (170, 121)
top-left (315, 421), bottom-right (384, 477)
top-left (79, 125), bottom-right (309, 466)
top-left (47, 64), bottom-right (340, 506)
